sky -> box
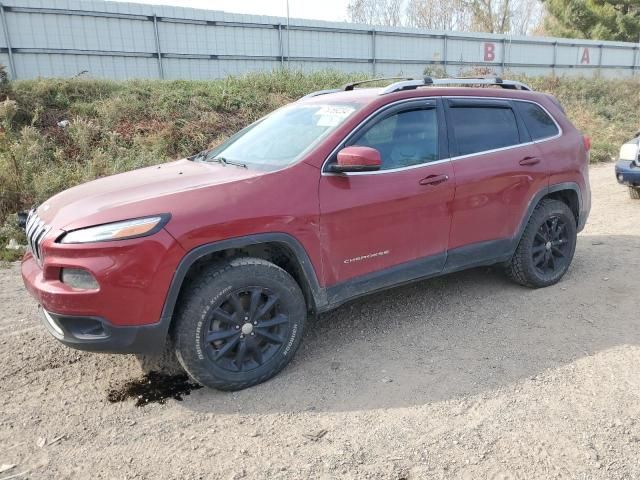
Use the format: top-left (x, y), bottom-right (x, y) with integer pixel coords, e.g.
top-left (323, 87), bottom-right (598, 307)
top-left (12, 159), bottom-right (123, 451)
top-left (112, 0), bottom-right (351, 22)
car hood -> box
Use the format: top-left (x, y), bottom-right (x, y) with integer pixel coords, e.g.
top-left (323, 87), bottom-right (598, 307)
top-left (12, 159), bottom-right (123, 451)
top-left (37, 159), bottom-right (261, 231)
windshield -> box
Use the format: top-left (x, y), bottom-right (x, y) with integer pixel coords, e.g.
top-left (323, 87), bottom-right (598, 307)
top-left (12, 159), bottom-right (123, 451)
top-left (204, 103), bottom-right (360, 170)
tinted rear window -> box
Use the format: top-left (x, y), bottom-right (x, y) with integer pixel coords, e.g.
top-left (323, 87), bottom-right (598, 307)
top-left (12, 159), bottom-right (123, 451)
top-left (514, 101), bottom-right (559, 140)
top-left (449, 107), bottom-right (519, 156)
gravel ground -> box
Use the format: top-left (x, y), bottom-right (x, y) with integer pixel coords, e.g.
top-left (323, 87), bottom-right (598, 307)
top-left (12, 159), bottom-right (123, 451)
top-left (1, 163), bottom-right (639, 479)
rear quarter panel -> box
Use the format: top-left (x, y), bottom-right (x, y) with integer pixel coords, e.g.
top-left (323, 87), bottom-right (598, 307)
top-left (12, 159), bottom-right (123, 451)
top-left (537, 96), bottom-right (591, 216)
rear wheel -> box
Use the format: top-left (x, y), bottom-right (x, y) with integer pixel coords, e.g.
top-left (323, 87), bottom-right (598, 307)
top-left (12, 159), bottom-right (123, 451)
top-left (507, 199), bottom-right (577, 288)
top-left (629, 186), bottom-right (640, 200)
top-left (172, 257), bottom-right (306, 391)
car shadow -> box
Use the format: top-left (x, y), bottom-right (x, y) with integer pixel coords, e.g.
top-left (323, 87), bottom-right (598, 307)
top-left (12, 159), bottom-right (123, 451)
top-left (179, 234), bottom-right (640, 413)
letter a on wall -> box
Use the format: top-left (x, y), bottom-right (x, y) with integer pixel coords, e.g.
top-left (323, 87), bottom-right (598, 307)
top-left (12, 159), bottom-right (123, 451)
top-left (484, 42), bottom-right (496, 62)
top-left (580, 47), bottom-right (590, 65)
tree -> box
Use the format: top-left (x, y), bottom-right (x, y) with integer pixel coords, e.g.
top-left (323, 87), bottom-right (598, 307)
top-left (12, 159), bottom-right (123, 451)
top-left (467, 0), bottom-right (512, 33)
top-left (509, 0), bottom-right (544, 35)
top-left (347, 0), bottom-right (542, 34)
top-left (405, 0), bottom-right (472, 31)
top-left (461, 0), bottom-right (541, 34)
top-left (543, 0), bottom-right (640, 42)
top-left (347, 0), bottom-right (405, 26)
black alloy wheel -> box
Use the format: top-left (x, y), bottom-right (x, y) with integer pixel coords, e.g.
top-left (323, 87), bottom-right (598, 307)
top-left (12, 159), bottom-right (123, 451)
top-left (203, 287), bottom-right (289, 373)
top-left (507, 198), bottom-right (577, 288)
top-left (531, 216), bottom-right (571, 276)
top-left (173, 257), bottom-right (306, 391)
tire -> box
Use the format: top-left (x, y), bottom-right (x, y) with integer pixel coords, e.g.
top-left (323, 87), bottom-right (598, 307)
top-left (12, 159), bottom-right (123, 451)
top-left (135, 339), bottom-right (185, 376)
top-left (172, 257), bottom-right (306, 391)
top-left (507, 198), bottom-right (577, 288)
top-left (629, 187), bottom-right (640, 200)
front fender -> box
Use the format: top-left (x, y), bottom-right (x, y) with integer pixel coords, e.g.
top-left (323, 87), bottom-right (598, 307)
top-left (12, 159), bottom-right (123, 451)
top-left (159, 233), bottom-right (327, 329)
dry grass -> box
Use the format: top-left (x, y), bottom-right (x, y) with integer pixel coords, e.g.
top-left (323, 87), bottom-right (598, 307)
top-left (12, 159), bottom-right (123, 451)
top-left (1, 69), bottom-right (638, 259)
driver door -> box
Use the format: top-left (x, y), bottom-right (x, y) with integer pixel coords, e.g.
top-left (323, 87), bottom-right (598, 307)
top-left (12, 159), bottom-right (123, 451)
top-left (318, 99), bottom-right (455, 290)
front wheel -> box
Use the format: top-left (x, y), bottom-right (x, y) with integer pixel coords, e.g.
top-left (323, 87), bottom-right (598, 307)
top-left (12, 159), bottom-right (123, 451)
top-left (629, 186), bottom-right (640, 200)
top-left (507, 199), bottom-right (577, 288)
top-left (135, 337), bottom-right (184, 376)
top-left (172, 257), bottom-right (306, 391)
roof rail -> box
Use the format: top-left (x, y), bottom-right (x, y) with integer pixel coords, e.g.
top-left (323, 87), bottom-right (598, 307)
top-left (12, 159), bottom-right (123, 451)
top-left (300, 88), bottom-right (342, 99)
top-left (342, 76), bottom-right (413, 91)
top-left (301, 76), bottom-right (414, 99)
top-left (301, 76), bottom-right (532, 100)
top-left (380, 76), bottom-right (532, 94)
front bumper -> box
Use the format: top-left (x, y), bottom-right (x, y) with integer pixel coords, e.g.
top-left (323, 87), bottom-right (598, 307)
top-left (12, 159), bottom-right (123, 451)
top-left (22, 228), bottom-right (185, 353)
top-left (40, 308), bottom-right (168, 353)
top-left (615, 160), bottom-right (640, 187)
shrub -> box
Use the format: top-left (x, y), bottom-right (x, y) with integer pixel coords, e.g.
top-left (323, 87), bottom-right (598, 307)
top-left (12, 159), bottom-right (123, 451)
top-left (0, 64), bottom-right (11, 101)
top-left (0, 70), bottom-right (639, 258)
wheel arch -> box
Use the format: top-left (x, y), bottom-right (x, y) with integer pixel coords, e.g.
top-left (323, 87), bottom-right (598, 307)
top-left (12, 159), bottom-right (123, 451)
top-left (159, 234), bottom-right (327, 334)
top-left (515, 182), bottom-right (582, 247)
top-left (544, 186), bottom-right (580, 226)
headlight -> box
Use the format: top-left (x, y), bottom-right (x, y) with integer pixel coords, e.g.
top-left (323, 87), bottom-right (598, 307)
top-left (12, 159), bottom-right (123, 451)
top-left (59, 215), bottom-right (168, 244)
top-left (619, 143), bottom-right (639, 162)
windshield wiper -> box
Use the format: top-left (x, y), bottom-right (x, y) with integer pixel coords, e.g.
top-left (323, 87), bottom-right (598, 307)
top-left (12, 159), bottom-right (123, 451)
top-left (190, 149), bottom-right (209, 162)
top-left (209, 156), bottom-right (248, 169)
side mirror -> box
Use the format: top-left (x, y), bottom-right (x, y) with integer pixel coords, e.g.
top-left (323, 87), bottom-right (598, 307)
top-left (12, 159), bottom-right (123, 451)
top-left (328, 146), bottom-right (381, 173)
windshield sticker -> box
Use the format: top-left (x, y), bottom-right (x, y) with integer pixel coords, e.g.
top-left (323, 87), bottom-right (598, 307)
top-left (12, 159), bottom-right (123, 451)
top-left (315, 106), bottom-right (355, 127)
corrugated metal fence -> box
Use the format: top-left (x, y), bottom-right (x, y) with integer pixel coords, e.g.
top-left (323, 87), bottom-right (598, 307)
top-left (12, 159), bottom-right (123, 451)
top-left (1, 0), bottom-right (640, 80)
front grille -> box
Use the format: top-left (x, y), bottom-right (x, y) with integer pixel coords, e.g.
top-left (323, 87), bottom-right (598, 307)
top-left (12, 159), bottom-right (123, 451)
top-left (25, 209), bottom-right (51, 263)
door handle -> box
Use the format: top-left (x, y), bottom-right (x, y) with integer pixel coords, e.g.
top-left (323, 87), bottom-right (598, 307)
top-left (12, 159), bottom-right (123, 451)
top-left (519, 156), bottom-right (541, 166)
top-left (419, 174), bottom-right (449, 186)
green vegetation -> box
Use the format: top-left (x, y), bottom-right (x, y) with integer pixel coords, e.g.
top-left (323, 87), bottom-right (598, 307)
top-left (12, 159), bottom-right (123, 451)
top-left (544, 0), bottom-right (640, 42)
top-left (1, 69), bottom-right (639, 261)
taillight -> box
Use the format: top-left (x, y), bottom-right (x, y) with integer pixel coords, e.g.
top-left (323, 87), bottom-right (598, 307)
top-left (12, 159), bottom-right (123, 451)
top-left (583, 135), bottom-right (591, 151)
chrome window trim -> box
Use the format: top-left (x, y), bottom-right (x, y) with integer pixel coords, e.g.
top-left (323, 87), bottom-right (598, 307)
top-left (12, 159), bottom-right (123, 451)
top-left (449, 141), bottom-right (536, 161)
top-left (332, 157), bottom-right (452, 176)
top-left (321, 98), bottom-right (441, 177)
top-left (444, 97), bottom-right (563, 161)
top-left (321, 96), bottom-right (562, 177)
top-left (509, 98), bottom-right (562, 143)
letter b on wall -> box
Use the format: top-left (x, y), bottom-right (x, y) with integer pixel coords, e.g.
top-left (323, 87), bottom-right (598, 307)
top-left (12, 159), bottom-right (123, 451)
top-left (484, 42), bottom-right (496, 62)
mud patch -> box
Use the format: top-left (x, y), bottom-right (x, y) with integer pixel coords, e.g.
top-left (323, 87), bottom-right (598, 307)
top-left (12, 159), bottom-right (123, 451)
top-left (107, 372), bottom-right (203, 407)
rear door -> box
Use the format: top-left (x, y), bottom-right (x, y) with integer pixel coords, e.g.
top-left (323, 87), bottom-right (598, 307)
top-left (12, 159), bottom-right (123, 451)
top-left (319, 99), bottom-right (455, 287)
top-left (444, 97), bottom-right (549, 265)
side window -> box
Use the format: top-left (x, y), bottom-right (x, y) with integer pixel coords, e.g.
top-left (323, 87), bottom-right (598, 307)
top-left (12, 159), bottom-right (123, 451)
top-left (449, 106), bottom-right (520, 156)
top-left (514, 101), bottom-right (559, 140)
top-left (349, 108), bottom-right (439, 170)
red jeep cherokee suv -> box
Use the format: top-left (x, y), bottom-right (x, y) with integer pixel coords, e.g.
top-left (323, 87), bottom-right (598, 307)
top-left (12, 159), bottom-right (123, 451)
top-left (22, 77), bottom-right (591, 390)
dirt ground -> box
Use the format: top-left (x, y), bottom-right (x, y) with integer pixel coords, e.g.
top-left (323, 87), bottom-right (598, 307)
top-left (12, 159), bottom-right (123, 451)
top-left (1, 163), bottom-right (639, 480)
